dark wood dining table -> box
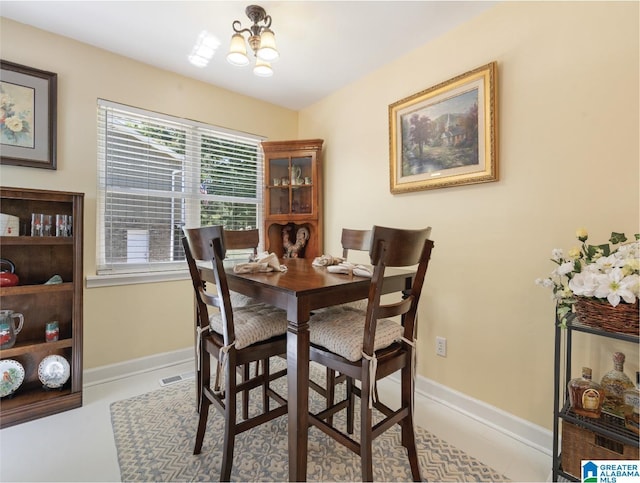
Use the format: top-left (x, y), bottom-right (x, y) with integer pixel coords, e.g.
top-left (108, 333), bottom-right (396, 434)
top-left (200, 257), bottom-right (414, 481)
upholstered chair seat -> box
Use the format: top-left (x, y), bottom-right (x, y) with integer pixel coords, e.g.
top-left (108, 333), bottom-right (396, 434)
top-left (229, 291), bottom-right (259, 308)
top-left (209, 303), bottom-right (288, 350)
top-left (309, 306), bottom-right (403, 362)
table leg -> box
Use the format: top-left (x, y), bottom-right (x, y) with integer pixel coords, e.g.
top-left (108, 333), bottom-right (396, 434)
top-left (287, 315), bottom-right (310, 481)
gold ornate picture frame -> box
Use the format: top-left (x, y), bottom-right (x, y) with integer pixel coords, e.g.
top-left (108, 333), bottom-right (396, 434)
top-left (389, 62), bottom-right (498, 193)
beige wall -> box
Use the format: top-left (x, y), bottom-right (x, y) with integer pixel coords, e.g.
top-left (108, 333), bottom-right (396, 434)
top-left (1, 1), bottom-right (638, 433)
top-left (298, 1), bottom-right (639, 429)
top-left (0, 18), bottom-right (298, 369)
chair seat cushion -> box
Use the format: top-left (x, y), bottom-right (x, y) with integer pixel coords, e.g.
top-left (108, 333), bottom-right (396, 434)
top-left (340, 299), bottom-right (368, 311)
top-left (209, 303), bottom-right (288, 350)
top-left (309, 307), bottom-right (403, 362)
top-left (229, 291), bottom-right (258, 308)
top-left (312, 298), bottom-right (368, 314)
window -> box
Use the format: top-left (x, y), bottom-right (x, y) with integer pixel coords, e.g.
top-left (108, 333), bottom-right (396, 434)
top-left (96, 100), bottom-right (263, 276)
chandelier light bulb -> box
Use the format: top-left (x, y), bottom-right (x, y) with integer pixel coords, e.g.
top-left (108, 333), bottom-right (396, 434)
top-left (253, 58), bottom-right (273, 77)
top-left (227, 33), bottom-right (250, 66)
top-left (257, 28), bottom-right (279, 62)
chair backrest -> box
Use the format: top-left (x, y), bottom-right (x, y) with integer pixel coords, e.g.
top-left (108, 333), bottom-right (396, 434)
top-left (363, 225), bottom-right (434, 355)
top-left (223, 229), bottom-right (259, 259)
top-left (222, 228), bottom-right (260, 307)
top-left (341, 228), bottom-right (371, 258)
top-left (182, 225), bottom-right (235, 344)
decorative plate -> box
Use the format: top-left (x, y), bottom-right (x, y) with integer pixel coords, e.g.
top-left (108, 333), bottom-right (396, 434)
top-left (0, 359), bottom-right (25, 398)
top-left (38, 355), bottom-right (70, 389)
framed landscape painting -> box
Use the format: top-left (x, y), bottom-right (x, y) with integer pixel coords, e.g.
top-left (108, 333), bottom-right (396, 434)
top-left (1, 60), bottom-right (57, 169)
top-left (389, 62), bottom-right (498, 193)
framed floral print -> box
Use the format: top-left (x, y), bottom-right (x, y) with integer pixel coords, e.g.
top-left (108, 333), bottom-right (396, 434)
top-left (389, 62), bottom-right (498, 193)
top-left (1, 60), bottom-right (57, 169)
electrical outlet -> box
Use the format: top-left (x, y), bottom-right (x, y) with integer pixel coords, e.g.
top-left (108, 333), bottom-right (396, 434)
top-left (435, 336), bottom-right (447, 357)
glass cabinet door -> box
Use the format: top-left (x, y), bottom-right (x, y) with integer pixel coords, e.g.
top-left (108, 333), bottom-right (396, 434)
top-left (267, 155), bottom-right (314, 216)
top-left (268, 157), bottom-right (289, 215)
top-left (291, 156), bottom-right (313, 215)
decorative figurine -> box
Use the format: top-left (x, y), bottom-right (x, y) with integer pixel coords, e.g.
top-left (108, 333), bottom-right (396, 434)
top-left (283, 225), bottom-right (310, 258)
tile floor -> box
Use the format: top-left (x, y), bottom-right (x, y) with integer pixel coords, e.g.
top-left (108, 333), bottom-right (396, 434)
top-left (0, 360), bottom-right (551, 482)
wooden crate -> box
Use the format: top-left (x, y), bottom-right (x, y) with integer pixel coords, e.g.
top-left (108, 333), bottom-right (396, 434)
top-left (562, 421), bottom-right (640, 478)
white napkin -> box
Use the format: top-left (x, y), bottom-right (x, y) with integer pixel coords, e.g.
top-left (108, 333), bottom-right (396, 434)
top-left (233, 252), bottom-right (287, 273)
top-left (326, 262), bottom-right (373, 278)
top-left (312, 254), bottom-right (345, 267)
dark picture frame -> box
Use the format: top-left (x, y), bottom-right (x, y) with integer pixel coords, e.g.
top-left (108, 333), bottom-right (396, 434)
top-left (1, 60), bottom-right (57, 170)
top-left (389, 62), bottom-right (498, 193)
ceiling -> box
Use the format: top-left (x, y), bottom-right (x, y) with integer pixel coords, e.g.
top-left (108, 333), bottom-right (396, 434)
top-left (0, 1), bottom-right (496, 110)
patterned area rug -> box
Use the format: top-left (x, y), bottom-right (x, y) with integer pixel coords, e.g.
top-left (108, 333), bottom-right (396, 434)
top-left (110, 363), bottom-right (508, 482)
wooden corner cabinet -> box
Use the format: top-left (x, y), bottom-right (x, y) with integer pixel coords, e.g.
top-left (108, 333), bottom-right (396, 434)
top-left (0, 187), bottom-right (84, 428)
top-left (262, 139), bottom-right (324, 259)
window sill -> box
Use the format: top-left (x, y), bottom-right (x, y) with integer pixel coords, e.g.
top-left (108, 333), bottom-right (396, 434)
top-left (85, 270), bottom-right (190, 288)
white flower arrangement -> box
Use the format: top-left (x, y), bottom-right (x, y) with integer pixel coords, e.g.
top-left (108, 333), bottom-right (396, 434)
top-left (536, 229), bottom-right (640, 325)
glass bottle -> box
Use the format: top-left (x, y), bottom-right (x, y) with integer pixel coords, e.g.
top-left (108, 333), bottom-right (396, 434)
top-left (600, 351), bottom-right (634, 418)
top-left (568, 367), bottom-right (604, 418)
top-left (623, 371), bottom-right (639, 435)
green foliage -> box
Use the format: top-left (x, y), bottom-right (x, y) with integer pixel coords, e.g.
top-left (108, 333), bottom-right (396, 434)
top-left (610, 232), bottom-right (628, 245)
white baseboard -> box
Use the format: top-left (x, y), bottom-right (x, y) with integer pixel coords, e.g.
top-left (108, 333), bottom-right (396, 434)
top-left (402, 372), bottom-right (553, 457)
top-left (83, 347), bottom-right (193, 387)
top-left (83, 348), bottom-right (552, 457)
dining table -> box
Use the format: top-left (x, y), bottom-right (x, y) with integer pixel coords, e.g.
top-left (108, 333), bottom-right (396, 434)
top-left (199, 256), bottom-right (415, 481)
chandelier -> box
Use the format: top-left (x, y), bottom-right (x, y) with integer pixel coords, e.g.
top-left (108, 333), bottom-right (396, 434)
top-left (227, 5), bottom-right (279, 77)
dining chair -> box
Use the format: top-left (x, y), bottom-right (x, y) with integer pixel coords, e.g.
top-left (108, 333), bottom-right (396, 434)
top-left (340, 228), bottom-right (372, 309)
top-left (182, 225), bottom-right (288, 481)
top-left (324, 228), bottom-right (372, 427)
top-left (341, 228), bottom-right (372, 257)
top-left (308, 225), bottom-right (434, 481)
top-left (223, 228), bottom-right (260, 309)
top-left (187, 228), bottom-right (261, 418)
top-left (222, 228), bottom-right (262, 420)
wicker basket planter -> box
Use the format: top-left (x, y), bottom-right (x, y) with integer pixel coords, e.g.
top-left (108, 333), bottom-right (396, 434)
top-left (574, 298), bottom-right (639, 335)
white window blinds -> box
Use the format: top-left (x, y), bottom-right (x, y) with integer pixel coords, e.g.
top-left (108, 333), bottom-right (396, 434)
top-left (96, 100), bottom-right (263, 275)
